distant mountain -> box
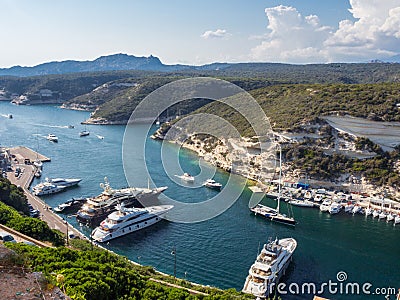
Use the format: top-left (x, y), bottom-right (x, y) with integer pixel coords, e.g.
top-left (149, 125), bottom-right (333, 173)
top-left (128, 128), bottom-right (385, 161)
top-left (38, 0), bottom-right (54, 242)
top-left (0, 53), bottom-right (194, 77)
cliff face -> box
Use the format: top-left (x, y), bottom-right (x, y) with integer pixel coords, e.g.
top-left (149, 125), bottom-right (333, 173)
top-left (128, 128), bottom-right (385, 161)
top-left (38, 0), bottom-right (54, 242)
top-left (153, 123), bottom-right (277, 182)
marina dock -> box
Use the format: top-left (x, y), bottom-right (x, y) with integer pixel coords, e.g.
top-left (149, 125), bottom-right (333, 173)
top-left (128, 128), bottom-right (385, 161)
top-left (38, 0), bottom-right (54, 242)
top-left (5, 146), bottom-right (83, 241)
top-left (9, 146), bottom-right (51, 163)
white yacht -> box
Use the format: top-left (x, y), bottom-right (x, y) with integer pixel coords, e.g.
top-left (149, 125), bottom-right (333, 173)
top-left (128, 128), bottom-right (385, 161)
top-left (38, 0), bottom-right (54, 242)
top-left (288, 199), bottom-right (314, 207)
top-left (379, 211), bottom-right (388, 219)
top-left (386, 213), bottom-right (395, 222)
top-left (365, 207), bottom-right (373, 217)
top-left (32, 182), bottom-right (66, 196)
top-left (175, 173), bottom-right (195, 182)
top-left (91, 203), bottom-right (173, 242)
top-left (45, 177), bottom-right (81, 188)
top-left (76, 177), bottom-right (167, 225)
top-left (242, 237), bottom-right (297, 298)
top-left (394, 215), bottom-right (400, 225)
top-left (319, 200), bottom-right (331, 212)
top-left (329, 202), bottom-right (342, 214)
top-left (33, 160), bottom-right (43, 169)
top-left (352, 205), bottom-right (362, 214)
top-left (314, 194), bottom-right (324, 202)
top-left (202, 179), bottom-right (222, 190)
top-left (46, 134), bottom-right (58, 142)
top-left (344, 202), bottom-right (355, 213)
top-left (372, 209), bottom-right (381, 218)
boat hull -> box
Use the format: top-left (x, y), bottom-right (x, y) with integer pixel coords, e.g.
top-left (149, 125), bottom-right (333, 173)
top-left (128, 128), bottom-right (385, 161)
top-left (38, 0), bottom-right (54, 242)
top-left (92, 214), bottom-right (163, 242)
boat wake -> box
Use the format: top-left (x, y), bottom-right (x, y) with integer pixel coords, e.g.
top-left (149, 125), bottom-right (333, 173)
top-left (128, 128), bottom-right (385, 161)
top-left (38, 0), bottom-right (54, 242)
top-left (34, 123), bottom-right (70, 129)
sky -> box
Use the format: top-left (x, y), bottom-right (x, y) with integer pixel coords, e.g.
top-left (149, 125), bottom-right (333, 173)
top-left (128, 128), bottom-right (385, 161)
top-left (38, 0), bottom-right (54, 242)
top-left (0, 0), bottom-right (400, 67)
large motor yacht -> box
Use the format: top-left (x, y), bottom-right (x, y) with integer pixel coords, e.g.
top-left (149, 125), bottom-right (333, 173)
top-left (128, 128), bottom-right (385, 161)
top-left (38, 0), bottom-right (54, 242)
top-left (76, 178), bottom-right (167, 225)
top-left (45, 177), bottom-right (81, 188)
top-left (91, 203), bottom-right (173, 242)
top-left (242, 237), bottom-right (297, 298)
top-left (32, 182), bottom-right (66, 196)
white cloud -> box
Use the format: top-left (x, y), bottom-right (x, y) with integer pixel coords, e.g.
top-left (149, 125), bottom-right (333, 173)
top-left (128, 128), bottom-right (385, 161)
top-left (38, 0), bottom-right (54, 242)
top-left (251, 1), bottom-right (400, 63)
top-left (201, 29), bottom-right (230, 39)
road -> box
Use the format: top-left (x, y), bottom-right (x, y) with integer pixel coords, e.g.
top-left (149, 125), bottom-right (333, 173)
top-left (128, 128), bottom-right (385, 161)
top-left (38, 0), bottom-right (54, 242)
top-left (6, 161), bottom-right (83, 241)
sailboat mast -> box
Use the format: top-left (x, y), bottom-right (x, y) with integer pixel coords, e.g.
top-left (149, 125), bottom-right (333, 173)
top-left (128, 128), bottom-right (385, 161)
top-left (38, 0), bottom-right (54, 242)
top-left (277, 143), bottom-right (282, 213)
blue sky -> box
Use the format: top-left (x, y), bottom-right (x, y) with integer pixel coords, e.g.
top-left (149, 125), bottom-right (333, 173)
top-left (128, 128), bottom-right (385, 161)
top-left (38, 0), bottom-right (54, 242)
top-left (1, 0), bottom-right (399, 67)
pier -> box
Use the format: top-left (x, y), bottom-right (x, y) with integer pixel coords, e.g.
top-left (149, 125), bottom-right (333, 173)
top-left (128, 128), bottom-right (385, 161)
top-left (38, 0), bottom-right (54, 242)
top-left (5, 146), bottom-right (83, 242)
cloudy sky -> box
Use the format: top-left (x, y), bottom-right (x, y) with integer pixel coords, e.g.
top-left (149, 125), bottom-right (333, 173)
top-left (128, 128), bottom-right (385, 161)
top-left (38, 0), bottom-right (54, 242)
top-left (1, 0), bottom-right (399, 67)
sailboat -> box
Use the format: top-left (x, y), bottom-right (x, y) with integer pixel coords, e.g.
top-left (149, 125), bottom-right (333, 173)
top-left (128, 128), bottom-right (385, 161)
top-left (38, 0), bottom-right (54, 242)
top-left (250, 143), bottom-right (296, 226)
top-left (79, 123), bottom-right (90, 137)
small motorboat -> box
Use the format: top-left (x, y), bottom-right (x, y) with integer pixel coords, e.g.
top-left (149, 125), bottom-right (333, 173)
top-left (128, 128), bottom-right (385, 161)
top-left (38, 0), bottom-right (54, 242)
top-left (46, 134), bottom-right (58, 142)
top-left (386, 213), bottom-right (395, 222)
top-left (365, 207), bottom-right (372, 216)
top-left (288, 199), bottom-right (314, 207)
top-left (202, 179), bottom-right (222, 190)
top-left (372, 209), bottom-right (381, 218)
top-left (68, 125), bottom-right (74, 129)
top-left (34, 169), bottom-right (42, 178)
top-left (175, 173), bottom-right (195, 182)
top-left (53, 197), bottom-right (86, 213)
top-left (33, 159), bottom-right (43, 169)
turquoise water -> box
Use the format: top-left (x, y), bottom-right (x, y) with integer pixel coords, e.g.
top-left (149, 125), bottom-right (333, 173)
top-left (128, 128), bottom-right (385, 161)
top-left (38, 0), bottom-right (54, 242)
top-left (0, 102), bottom-right (399, 300)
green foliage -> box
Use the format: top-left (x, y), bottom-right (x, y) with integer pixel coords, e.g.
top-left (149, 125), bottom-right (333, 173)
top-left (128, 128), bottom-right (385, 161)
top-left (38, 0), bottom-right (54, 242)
top-left (286, 145), bottom-right (400, 188)
top-left (5, 244), bottom-right (253, 300)
top-left (0, 201), bottom-right (64, 246)
top-left (0, 177), bottom-right (29, 214)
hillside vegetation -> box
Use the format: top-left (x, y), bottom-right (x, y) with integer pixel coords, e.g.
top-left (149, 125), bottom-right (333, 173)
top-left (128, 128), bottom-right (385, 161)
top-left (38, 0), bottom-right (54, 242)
top-left (192, 82), bottom-right (400, 132)
top-left (5, 242), bottom-right (253, 300)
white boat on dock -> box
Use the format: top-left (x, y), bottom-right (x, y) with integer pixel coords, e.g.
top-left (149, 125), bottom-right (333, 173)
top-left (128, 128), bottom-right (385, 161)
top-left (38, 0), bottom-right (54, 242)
top-left (386, 213), bottom-right (395, 222)
top-left (394, 215), bottom-right (400, 225)
top-left (45, 177), bottom-right (81, 188)
top-left (91, 203), bottom-right (173, 242)
top-left (365, 207), bottom-right (373, 217)
top-left (242, 237), bottom-right (297, 298)
top-left (288, 199), bottom-right (314, 207)
top-left (319, 200), bottom-right (331, 212)
top-left (329, 202), bottom-right (342, 214)
top-left (32, 182), bottom-right (66, 196)
top-left (372, 210), bottom-right (381, 218)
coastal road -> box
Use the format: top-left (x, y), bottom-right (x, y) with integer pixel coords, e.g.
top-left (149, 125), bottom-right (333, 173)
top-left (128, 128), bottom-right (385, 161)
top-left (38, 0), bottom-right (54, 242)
top-left (6, 162), bottom-right (82, 241)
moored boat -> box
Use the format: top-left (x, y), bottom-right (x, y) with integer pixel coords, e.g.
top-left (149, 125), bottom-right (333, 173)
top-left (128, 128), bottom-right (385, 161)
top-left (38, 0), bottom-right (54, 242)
top-left (242, 237), bottom-right (297, 298)
top-left (319, 200), bottom-right (331, 212)
top-left (45, 177), bottom-right (81, 188)
top-left (32, 182), bottom-right (66, 196)
top-left (329, 202), bottom-right (342, 214)
top-left (53, 197), bottom-right (86, 213)
top-left (288, 199), bottom-right (314, 207)
top-left (76, 178), bottom-right (167, 226)
top-left (91, 203), bottom-right (173, 242)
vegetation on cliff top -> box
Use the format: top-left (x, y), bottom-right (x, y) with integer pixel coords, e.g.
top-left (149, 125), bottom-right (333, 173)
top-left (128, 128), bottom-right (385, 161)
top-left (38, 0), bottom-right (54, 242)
top-left (6, 242), bottom-right (253, 300)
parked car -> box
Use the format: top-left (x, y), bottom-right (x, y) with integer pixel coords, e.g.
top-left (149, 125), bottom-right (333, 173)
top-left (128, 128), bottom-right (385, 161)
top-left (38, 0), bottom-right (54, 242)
top-left (0, 232), bottom-right (16, 243)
